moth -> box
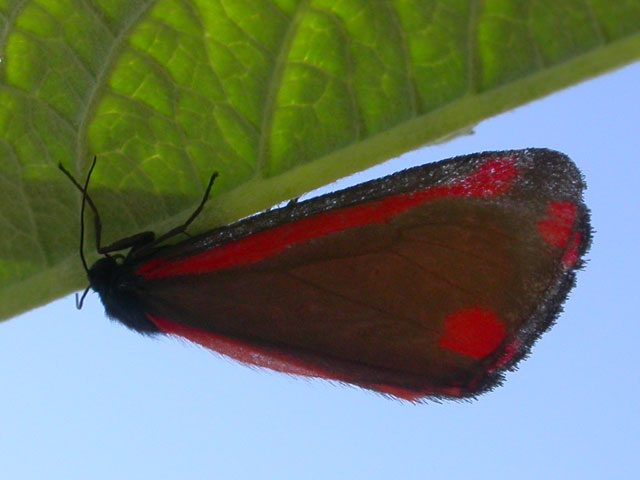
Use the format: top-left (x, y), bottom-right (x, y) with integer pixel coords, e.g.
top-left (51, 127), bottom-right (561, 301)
top-left (60, 148), bottom-right (590, 401)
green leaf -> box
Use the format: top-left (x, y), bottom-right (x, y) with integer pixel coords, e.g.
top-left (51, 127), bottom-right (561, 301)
top-left (0, 0), bottom-right (639, 320)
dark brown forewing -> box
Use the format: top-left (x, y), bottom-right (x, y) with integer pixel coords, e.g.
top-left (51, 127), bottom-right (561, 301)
top-left (138, 149), bottom-right (589, 397)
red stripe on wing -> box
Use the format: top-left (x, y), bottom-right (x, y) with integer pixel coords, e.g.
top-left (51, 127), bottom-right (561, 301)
top-left (138, 158), bottom-right (518, 280)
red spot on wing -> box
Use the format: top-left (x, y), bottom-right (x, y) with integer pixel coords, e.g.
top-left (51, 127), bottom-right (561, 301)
top-left (438, 307), bottom-right (506, 359)
top-left (448, 157), bottom-right (518, 197)
top-left (139, 157), bottom-right (519, 280)
top-left (537, 201), bottom-right (578, 248)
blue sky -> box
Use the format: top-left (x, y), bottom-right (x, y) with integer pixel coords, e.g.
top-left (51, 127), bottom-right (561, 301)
top-left (1, 62), bottom-right (638, 479)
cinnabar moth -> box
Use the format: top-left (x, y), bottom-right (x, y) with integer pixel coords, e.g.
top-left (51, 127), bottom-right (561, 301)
top-left (60, 148), bottom-right (590, 401)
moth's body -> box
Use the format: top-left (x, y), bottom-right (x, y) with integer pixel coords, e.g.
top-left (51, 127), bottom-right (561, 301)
top-left (80, 149), bottom-right (590, 401)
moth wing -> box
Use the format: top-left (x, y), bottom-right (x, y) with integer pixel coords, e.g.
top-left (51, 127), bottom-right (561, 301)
top-left (138, 150), bottom-right (590, 400)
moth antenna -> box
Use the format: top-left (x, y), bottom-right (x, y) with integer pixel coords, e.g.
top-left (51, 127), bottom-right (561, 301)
top-left (75, 287), bottom-right (90, 310)
top-left (59, 157), bottom-right (103, 275)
